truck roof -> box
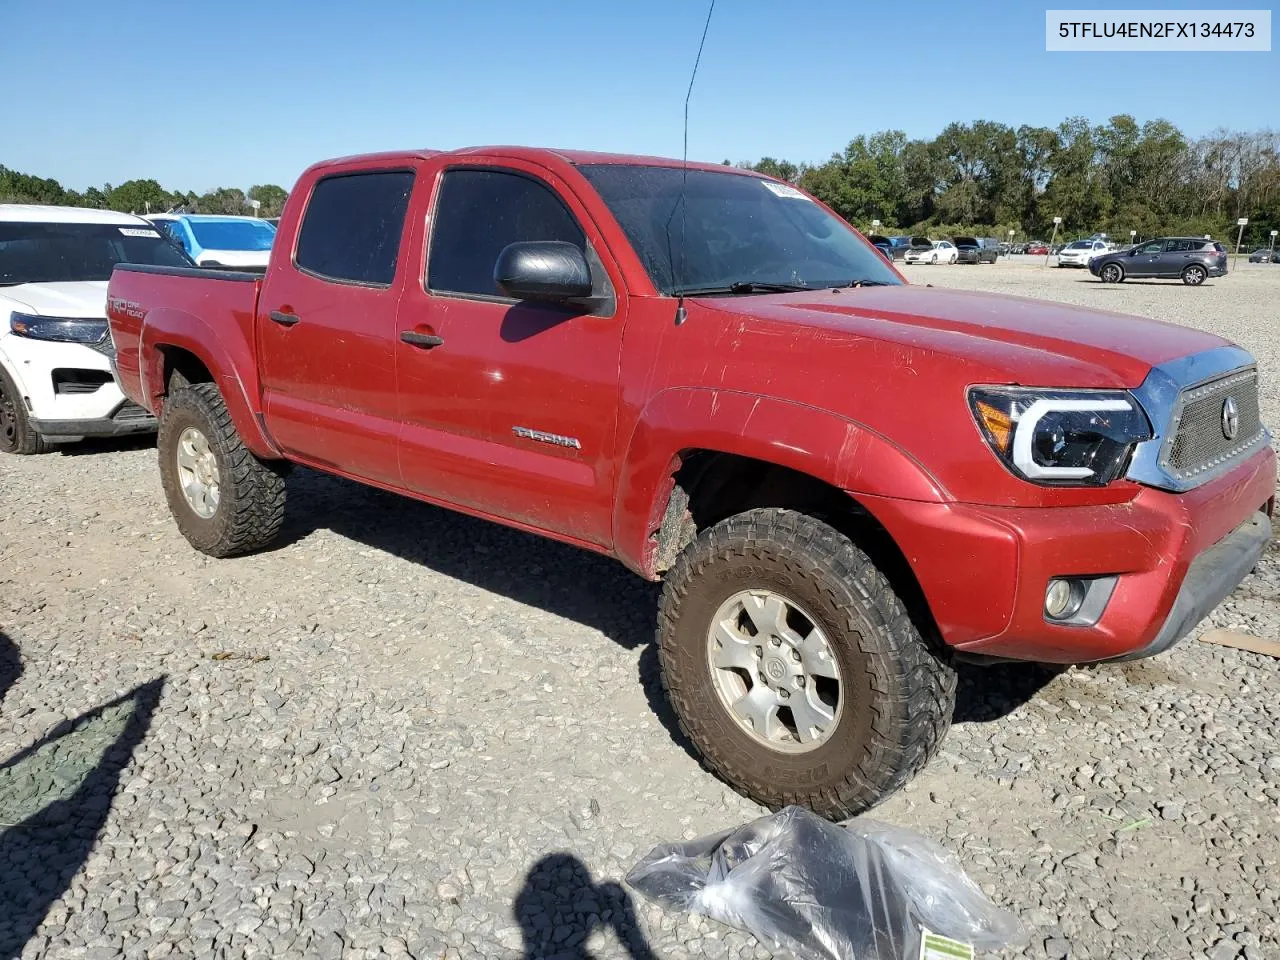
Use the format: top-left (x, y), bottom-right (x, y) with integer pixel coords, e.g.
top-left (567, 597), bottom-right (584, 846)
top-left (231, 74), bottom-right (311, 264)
top-left (307, 147), bottom-right (765, 178)
top-left (0, 203), bottom-right (150, 225)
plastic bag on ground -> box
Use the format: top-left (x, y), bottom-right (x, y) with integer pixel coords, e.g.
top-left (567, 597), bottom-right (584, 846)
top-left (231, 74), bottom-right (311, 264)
top-left (626, 805), bottom-right (1025, 960)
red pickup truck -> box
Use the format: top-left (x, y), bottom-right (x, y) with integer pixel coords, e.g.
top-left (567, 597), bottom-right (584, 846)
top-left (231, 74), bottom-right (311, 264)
top-left (107, 147), bottom-right (1275, 817)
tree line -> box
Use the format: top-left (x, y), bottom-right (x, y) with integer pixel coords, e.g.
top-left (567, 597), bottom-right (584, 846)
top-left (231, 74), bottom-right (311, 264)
top-left (0, 167), bottom-right (288, 219)
top-left (737, 115), bottom-right (1280, 244)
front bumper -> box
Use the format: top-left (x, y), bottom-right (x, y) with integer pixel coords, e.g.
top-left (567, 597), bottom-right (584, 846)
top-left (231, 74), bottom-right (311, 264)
top-left (861, 447), bottom-right (1276, 664)
top-left (30, 400), bottom-right (156, 438)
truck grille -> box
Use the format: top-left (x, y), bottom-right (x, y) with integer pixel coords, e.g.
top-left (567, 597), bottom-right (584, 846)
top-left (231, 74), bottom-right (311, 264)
top-left (1163, 369), bottom-right (1264, 482)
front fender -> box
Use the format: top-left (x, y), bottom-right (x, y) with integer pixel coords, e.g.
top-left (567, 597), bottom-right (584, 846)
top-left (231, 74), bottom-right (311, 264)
top-left (140, 307), bottom-right (280, 459)
top-left (613, 387), bottom-right (948, 577)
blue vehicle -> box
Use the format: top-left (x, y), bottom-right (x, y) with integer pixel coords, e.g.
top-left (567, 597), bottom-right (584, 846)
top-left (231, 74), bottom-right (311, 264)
top-left (146, 214), bottom-right (276, 270)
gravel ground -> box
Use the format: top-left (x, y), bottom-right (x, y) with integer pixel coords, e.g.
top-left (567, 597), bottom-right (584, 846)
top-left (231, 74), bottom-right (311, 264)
top-left (2, 261), bottom-right (1278, 960)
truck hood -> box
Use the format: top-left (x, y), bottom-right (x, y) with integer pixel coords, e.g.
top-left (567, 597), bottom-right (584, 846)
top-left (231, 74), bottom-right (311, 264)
top-left (0, 281), bottom-right (108, 319)
top-left (195, 249), bottom-right (271, 268)
top-left (704, 285), bottom-right (1230, 387)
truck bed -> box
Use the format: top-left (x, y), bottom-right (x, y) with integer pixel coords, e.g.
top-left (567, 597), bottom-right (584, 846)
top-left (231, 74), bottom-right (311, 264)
top-left (107, 264), bottom-right (263, 414)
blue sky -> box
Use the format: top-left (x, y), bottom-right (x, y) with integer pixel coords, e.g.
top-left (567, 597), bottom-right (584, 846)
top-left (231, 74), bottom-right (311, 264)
top-left (4, 0), bottom-right (1276, 193)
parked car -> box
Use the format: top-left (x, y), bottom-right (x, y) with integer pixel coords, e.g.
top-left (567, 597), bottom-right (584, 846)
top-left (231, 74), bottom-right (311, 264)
top-left (1090, 237), bottom-right (1228, 285)
top-left (1056, 238), bottom-right (1108, 267)
top-left (865, 234), bottom-right (896, 262)
top-left (147, 214), bottom-right (276, 269)
top-left (107, 146), bottom-right (1274, 819)
top-left (953, 236), bottom-right (1000, 263)
top-left (1248, 246), bottom-right (1279, 264)
top-left (904, 239), bottom-right (958, 264)
top-left (887, 236), bottom-right (912, 260)
top-left (0, 204), bottom-right (195, 453)
top-left (1025, 243), bottom-right (1050, 256)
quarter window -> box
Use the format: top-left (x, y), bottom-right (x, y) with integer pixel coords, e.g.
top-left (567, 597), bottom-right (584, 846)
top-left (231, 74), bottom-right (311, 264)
top-left (295, 171), bottom-right (415, 286)
top-left (427, 169), bottom-right (586, 297)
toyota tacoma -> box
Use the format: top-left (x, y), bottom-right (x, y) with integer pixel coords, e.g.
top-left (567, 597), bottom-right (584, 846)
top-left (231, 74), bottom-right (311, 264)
top-left (106, 148), bottom-right (1275, 817)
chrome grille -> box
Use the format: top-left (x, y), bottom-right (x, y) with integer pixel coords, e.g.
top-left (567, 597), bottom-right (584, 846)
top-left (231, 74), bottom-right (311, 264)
top-left (1163, 369), bottom-right (1264, 482)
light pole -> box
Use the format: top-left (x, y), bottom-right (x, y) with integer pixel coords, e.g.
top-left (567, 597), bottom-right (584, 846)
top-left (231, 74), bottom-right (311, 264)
top-left (1270, 229), bottom-right (1278, 260)
top-left (250, 199), bottom-right (262, 219)
top-left (1129, 229), bottom-right (1136, 248)
top-left (1234, 217), bottom-right (1248, 271)
top-left (1044, 216), bottom-right (1062, 268)
top-left (1008, 228), bottom-right (1015, 257)
top-left (871, 219), bottom-right (881, 236)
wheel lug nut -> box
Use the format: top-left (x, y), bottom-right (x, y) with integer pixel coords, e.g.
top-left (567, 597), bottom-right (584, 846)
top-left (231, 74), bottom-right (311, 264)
top-left (795, 676), bottom-right (805, 688)
top-left (778, 688), bottom-right (790, 700)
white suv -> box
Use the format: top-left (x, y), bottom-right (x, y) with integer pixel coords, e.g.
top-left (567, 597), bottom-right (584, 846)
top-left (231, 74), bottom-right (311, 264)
top-left (1056, 239), bottom-right (1108, 268)
top-left (1, 205), bottom-right (193, 453)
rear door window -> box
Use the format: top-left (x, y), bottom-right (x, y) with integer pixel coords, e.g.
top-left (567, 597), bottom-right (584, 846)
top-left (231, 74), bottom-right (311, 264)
top-left (295, 170), bottom-right (415, 286)
top-left (426, 168), bottom-right (586, 298)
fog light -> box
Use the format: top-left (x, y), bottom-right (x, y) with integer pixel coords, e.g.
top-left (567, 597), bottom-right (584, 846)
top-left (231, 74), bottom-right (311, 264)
top-left (1045, 578), bottom-right (1085, 620)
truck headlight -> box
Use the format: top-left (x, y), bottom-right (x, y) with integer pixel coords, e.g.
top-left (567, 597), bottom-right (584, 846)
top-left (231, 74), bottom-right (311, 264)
top-left (9, 312), bottom-right (109, 344)
top-left (969, 387), bottom-right (1152, 486)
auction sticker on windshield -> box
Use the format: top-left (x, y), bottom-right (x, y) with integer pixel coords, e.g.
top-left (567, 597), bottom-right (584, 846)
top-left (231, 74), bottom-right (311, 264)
top-left (761, 180), bottom-right (810, 200)
top-left (119, 228), bottom-right (161, 238)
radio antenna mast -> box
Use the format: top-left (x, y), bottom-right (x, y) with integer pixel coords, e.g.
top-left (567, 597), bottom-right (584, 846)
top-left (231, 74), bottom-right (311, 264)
top-left (668, 0), bottom-right (716, 326)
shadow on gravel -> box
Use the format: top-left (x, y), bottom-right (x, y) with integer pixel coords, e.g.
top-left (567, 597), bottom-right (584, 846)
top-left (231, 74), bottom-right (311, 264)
top-left (277, 469), bottom-right (659, 651)
top-left (514, 853), bottom-right (657, 959)
top-left (951, 662), bottom-right (1063, 724)
top-left (0, 631), bottom-right (19, 712)
top-left (0, 678), bottom-right (164, 959)
top-left (56, 434), bottom-right (156, 457)
top-left (275, 470), bottom-right (699, 755)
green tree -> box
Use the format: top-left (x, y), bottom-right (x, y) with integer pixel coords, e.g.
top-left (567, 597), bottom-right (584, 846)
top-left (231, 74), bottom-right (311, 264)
top-left (196, 187), bottom-right (249, 215)
top-left (106, 179), bottom-right (174, 215)
top-left (247, 184), bottom-right (288, 217)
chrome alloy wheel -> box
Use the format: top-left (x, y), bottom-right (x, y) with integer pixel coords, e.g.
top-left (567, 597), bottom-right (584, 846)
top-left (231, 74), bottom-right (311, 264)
top-left (176, 426), bottom-right (220, 519)
top-left (706, 589), bottom-right (843, 753)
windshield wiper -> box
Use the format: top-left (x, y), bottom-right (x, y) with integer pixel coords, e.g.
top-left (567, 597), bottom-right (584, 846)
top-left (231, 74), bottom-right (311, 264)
top-left (835, 279), bottom-right (895, 288)
top-left (673, 281), bottom-right (811, 296)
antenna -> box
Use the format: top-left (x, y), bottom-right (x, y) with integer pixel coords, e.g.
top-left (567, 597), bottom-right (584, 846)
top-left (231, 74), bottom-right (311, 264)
top-left (668, 0), bottom-right (716, 326)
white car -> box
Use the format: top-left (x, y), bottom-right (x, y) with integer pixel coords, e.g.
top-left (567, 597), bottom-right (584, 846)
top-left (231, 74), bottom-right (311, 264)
top-left (146, 214), bottom-right (275, 269)
top-left (1056, 239), bottom-right (1108, 268)
top-left (904, 240), bottom-right (958, 265)
top-left (0, 204), bottom-right (193, 453)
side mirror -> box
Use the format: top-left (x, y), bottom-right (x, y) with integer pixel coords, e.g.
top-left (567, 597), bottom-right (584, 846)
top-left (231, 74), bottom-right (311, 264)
top-left (1128, 249), bottom-right (1137, 256)
top-left (494, 241), bottom-right (592, 302)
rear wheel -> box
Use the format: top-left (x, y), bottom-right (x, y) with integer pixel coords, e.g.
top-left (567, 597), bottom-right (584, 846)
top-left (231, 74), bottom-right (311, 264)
top-left (0, 366), bottom-right (48, 455)
top-left (158, 382), bottom-right (288, 557)
top-left (657, 508), bottom-right (957, 819)
top-left (1182, 264), bottom-right (1207, 286)
top-left (1100, 263), bottom-right (1124, 284)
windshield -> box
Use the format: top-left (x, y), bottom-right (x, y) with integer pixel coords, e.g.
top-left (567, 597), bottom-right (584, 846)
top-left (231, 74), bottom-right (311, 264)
top-left (1066, 240), bottom-right (1091, 249)
top-left (0, 221), bottom-right (194, 285)
top-left (188, 218), bottom-right (276, 252)
top-left (578, 165), bottom-right (901, 294)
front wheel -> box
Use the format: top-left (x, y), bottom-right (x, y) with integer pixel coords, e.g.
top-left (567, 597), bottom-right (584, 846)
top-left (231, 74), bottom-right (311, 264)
top-left (1100, 263), bottom-right (1124, 283)
top-left (657, 508), bottom-right (957, 819)
top-left (0, 366), bottom-right (48, 455)
top-left (929, 253), bottom-right (937, 264)
top-left (158, 383), bottom-right (288, 557)
top-left (1182, 264), bottom-right (1207, 286)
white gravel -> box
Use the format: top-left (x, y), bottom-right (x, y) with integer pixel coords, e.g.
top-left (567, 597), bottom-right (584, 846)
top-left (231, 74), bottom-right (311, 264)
top-left (1, 260), bottom-right (1278, 960)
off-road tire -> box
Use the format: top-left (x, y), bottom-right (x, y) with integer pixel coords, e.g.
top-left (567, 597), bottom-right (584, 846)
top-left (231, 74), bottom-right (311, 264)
top-left (1182, 264), bottom-right (1207, 286)
top-left (0, 366), bottom-right (48, 455)
top-left (158, 383), bottom-right (287, 557)
top-left (657, 508), bottom-right (957, 819)
top-left (1100, 263), bottom-right (1124, 284)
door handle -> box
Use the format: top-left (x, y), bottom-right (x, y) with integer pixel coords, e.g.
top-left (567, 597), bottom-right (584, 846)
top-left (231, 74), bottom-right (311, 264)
top-left (400, 331), bottom-right (445, 349)
top-left (269, 310), bottom-right (300, 327)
